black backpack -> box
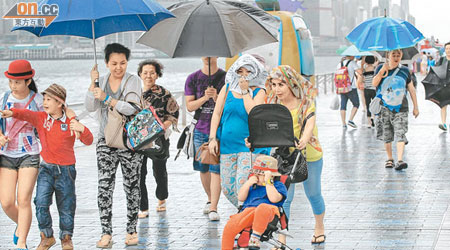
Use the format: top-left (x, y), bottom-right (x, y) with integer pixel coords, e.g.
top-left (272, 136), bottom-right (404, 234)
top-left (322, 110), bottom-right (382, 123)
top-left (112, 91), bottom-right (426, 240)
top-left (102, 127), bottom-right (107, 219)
top-left (247, 104), bottom-right (295, 151)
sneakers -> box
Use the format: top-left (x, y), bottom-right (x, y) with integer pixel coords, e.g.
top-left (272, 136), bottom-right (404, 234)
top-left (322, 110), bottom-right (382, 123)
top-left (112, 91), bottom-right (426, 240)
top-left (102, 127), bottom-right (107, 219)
top-left (61, 235), bottom-right (73, 250)
top-left (208, 210), bottom-right (220, 221)
top-left (203, 202), bottom-right (211, 214)
top-left (439, 123), bottom-right (448, 131)
top-left (36, 232), bottom-right (56, 250)
top-left (347, 120), bottom-right (357, 128)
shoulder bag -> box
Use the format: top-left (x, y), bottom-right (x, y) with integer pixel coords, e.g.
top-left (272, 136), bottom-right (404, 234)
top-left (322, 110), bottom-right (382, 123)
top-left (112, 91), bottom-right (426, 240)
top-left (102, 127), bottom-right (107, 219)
top-left (369, 67), bottom-right (400, 115)
top-left (273, 112), bottom-right (314, 183)
top-left (196, 84), bottom-right (230, 165)
top-left (104, 75), bottom-right (140, 149)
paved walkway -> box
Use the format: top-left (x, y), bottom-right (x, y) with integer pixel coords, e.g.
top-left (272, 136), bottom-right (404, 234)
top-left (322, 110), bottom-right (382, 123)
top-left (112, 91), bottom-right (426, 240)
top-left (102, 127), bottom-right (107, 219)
top-left (1, 75), bottom-right (450, 250)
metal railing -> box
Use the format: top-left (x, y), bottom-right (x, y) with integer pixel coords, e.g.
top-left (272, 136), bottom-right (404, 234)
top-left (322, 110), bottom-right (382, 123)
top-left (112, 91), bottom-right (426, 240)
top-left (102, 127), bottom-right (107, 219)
top-left (314, 72), bottom-right (335, 95)
top-left (69, 72), bottom-right (335, 126)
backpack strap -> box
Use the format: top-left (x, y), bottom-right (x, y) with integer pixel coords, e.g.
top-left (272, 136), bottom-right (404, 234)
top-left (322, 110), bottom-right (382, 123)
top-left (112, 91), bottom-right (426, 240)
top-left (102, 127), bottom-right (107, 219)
top-left (1, 91), bottom-right (11, 134)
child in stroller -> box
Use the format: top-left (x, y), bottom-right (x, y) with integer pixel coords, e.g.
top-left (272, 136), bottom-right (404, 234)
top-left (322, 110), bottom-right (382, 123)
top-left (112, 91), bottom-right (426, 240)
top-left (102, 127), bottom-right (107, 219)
top-left (222, 155), bottom-right (288, 250)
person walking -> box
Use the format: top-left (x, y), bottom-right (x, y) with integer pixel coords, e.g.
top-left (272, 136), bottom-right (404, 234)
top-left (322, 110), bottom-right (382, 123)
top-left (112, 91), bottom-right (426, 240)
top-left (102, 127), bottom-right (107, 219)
top-left (208, 54), bottom-right (269, 208)
top-left (266, 65), bottom-right (326, 245)
top-left (337, 56), bottom-right (360, 128)
top-left (2, 84), bottom-right (93, 250)
top-left (0, 60), bottom-right (43, 250)
top-left (436, 42), bottom-right (450, 131)
top-left (358, 56), bottom-right (377, 127)
top-left (85, 43), bottom-right (143, 247)
top-left (137, 60), bottom-right (179, 217)
top-left (373, 49), bottom-right (419, 170)
top-left (184, 57), bottom-right (226, 221)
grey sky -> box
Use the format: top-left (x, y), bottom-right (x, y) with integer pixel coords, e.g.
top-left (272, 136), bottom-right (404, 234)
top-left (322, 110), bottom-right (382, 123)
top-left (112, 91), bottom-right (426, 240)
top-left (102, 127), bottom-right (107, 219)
top-left (409, 0), bottom-right (450, 43)
top-left (372, 0), bottom-right (450, 43)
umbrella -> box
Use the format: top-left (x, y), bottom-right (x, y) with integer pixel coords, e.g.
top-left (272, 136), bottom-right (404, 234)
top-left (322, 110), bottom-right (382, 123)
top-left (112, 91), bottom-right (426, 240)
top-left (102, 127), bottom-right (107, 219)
top-left (372, 46), bottom-right (419, 61)
top-left (421, 61), bottom-right (450, 108)
top-left (13, 0), bottom-right (174, 65)
top-left (346, 16), bottom-right (424, 52)
top-left (136, 0), bottom-right (280, 58)
top-left (336, 46), bottom-right (348, 55)
top-left (339, 45), bottom-right (373, 56)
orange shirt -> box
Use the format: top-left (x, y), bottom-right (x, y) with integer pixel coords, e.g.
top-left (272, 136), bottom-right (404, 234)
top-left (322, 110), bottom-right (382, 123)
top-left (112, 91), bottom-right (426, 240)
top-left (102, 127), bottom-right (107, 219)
top-left (12, 108), bottom-right (93, 165)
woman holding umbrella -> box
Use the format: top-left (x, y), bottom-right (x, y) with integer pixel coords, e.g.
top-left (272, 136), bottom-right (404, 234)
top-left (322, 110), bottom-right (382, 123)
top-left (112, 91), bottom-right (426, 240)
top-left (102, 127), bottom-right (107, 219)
top-left (85, 43), bottom-right (143, 247)
top-left (373, 49), bottom-right (419, 170)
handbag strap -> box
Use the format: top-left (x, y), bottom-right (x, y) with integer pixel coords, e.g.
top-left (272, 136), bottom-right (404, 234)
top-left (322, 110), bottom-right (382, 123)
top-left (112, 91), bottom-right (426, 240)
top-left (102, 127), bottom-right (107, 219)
top-left (7, 93), bottom-right (37, 139)
top-left (377, 66), bottom-right (400, 91)
top-left (218, 83), bottom-right (230, 123)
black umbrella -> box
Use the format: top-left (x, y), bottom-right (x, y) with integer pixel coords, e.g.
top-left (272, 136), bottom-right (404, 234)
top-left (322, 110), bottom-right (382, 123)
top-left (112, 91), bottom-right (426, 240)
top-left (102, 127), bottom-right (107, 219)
top-left (136, 0), bottom-right (279, 57)
top-left (422, 61), bottom-right (450, 108)
top-left (373, 46), bottom-right (420, 63)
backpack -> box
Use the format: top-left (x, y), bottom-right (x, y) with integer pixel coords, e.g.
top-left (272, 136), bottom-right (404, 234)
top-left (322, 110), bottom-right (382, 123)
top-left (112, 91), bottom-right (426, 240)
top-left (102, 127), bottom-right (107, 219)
top-left (334, 60), bottom-right (354, 94)
top-left (0, 91), bottom-right (39, 134)
top-left (247, 104), bottom-right (295, 150)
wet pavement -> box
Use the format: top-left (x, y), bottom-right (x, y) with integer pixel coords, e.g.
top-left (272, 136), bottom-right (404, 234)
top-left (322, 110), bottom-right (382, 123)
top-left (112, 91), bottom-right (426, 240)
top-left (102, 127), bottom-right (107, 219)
top-left (1, 75), bottom-right (450, 250)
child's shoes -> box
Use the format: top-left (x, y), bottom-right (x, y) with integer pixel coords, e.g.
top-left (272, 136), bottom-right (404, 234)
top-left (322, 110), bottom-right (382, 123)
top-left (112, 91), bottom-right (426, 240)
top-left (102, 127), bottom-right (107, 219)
top-left (248, 234), bottom-right (261, 250)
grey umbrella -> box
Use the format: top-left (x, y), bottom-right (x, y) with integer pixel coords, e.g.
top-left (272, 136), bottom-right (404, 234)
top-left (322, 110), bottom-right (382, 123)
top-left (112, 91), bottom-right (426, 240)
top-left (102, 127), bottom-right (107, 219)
top-left (136, 0), bottom-right (279, 58)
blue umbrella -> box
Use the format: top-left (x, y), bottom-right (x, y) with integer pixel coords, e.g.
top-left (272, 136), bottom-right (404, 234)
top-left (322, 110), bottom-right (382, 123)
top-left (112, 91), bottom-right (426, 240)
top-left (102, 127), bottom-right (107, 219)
top-left (12, 0), bottom-right (174, 64)
top-left (339, 45), bottom-right (373, 56)
top-left (346, 16), bottom-right (424, 52)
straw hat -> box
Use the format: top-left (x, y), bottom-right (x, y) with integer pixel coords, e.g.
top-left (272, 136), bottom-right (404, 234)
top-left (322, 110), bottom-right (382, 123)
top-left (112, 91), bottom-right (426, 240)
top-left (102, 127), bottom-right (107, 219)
top-left (251, 155), bottom-right (281, 176)
top-left (4, 60), bottom-right (35, 80)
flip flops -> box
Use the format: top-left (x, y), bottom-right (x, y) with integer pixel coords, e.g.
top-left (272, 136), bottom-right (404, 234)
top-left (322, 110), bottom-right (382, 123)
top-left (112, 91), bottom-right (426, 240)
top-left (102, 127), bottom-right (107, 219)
top-left (138, 210), bottom-right (149, 218)
top-left (311, 234), bottom-right (326, 244)
top-left (156, 200), bottom-right (167, 212)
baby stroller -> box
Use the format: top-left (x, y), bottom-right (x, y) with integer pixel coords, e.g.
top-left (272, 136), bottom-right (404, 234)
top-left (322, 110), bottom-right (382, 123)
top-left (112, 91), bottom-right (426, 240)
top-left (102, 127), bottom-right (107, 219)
top-left (234, 104), bottom-right (299, 250)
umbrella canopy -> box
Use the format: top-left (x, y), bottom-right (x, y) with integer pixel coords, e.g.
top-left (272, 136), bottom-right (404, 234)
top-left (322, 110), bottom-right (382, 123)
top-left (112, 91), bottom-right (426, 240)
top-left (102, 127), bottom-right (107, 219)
top-left (336, 46), bottom-right (348, 55)
top-left (12, 0), bottom-right (173, 39)
top-left (339, 45), bottom-right (373, 56)
top-left (12, 0), bottom-right (174, 64)
top-left (346, 16), bottom-right (424, 52)
top-left (421, 61), bottom-right (450, 108)
top-left (136, 0), bottom-right (280, 58)
top-left (372, 46), bottom-right (419, 61)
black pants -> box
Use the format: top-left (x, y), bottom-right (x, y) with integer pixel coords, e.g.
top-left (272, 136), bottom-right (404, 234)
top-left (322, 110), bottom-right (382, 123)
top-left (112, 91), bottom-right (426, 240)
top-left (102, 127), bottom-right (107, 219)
top-left (364, 89), bottom-right (377, 117)
top-left (139, 157), bottom-right (168, 211)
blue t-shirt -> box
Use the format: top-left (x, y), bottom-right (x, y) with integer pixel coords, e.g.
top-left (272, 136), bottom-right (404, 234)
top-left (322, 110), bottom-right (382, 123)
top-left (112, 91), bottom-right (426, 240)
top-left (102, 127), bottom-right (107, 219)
top-left (375, 64), bottom-right (411, 112)
top-left (218, 88), bottom-right (269, 155)
top-left (241, 181), bottom-right (288, 209)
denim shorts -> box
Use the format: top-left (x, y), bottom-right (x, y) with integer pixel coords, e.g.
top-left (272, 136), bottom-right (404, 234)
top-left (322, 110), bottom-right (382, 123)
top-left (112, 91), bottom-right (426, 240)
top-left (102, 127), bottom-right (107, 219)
top-left (340, 88), bottom-right (360, 110)
top-left (193, 130), bottom-right (220, 174)
top-left (0, 154), bottom-right (40, 170)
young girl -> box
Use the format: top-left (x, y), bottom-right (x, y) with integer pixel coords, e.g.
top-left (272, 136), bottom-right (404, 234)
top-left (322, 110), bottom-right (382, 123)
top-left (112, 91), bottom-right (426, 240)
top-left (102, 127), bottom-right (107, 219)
top-left (0, 60), bottom-right (43, 250)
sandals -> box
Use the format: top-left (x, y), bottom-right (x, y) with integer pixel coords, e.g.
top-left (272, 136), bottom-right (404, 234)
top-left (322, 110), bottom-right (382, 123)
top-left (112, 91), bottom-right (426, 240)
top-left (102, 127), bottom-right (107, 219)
top-left (385, 159), bottom-right (394, 168)
top-left (311, 234), bottom-right (326, 244)
top-left (395, 160), bottom-right (408, 171)
top-left (125, 233), bottom-right (139, 246)
top-left (96, 235), bottom-right (113, 249)
top-left (138, 210), bottom-right (149, 219)
top-left (156, 200), bottom-right (167, 212)
top-left (13, 226), bottom-right (18, 245)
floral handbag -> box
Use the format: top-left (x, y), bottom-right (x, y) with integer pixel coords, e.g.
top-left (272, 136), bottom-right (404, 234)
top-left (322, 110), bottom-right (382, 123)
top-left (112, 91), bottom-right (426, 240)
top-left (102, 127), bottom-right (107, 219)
top-left (126, 106), bottom-right (165, 151)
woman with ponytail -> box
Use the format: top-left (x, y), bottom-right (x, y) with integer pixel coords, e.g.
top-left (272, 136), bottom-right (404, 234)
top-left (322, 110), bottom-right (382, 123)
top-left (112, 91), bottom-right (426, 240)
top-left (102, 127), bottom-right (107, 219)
top-left (0, 60), bottom-right (43, 250)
